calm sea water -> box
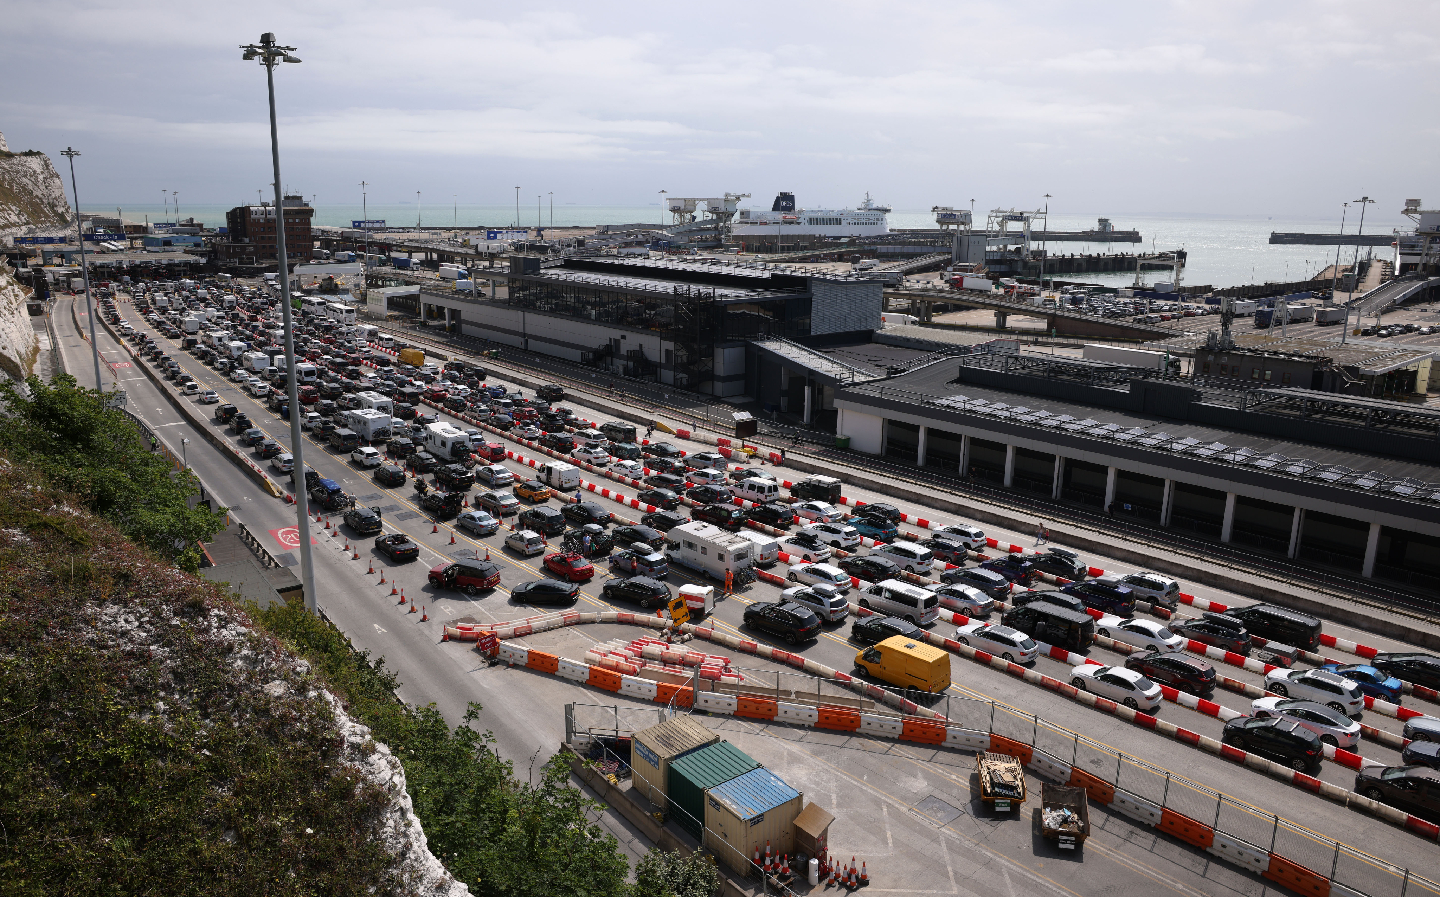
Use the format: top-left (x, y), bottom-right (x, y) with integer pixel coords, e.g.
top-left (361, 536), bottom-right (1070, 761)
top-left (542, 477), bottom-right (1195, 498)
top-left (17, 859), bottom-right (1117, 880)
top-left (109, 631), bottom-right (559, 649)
top-left (90, 203), bottom-right (1407, 290)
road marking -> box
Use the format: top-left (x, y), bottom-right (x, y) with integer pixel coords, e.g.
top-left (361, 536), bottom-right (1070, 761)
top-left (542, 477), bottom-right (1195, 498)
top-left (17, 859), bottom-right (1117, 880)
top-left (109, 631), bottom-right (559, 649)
top-left (374, 624), bottom-right (387, 633)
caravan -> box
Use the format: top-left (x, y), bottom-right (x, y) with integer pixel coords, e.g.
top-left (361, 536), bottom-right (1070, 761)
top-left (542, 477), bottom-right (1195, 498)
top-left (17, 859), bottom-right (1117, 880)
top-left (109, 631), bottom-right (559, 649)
top-left (355, 390), bottom-right (393, 415)
top-left (423, 422), bottom-right (471, 460)
top-left (668, 521), bottom-right (755, 583)
top-left (344, 409), bottom-right (393, 442)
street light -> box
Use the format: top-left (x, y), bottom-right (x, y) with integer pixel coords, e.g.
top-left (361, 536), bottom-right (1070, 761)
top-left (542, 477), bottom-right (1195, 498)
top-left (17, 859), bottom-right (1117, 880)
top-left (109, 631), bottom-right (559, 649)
top-left (514, 186), bottom-right (520, 229)
top-left (1040, 194), bottom-right (1051, 294)
top-left (173, 191), bottom-right (179, 224)
top-left (239, 30), bottom-right (317, 613)
top-left (181, 437), bottom-right (189, 469)
top-left (416, 191), bottom-right (421, 230)
top-left (60, 147), bottom-right (104, 392)
top-left (659, 189), bottom-right (666, 227)
top-left (548, 191), bottom-right (553, 228)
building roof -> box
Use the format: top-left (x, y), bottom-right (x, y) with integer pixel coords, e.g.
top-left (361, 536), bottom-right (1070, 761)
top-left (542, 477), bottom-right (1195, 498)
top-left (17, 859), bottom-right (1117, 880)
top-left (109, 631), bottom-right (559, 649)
top-left (1155, 329), bottom-right (1434, 375)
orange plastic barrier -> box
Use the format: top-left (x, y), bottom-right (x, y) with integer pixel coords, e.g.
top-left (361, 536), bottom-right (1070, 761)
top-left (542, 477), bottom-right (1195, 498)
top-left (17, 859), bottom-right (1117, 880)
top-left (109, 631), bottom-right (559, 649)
top-left (654, 683), bottom-right (694, 708)
top-left (1158, 808), bottom-right (1214, 849)
top-left (1068, 766), bottom-right (1116, 805)
top-left (816, 706), bottom-right (861, 731)
top-left (988, 734), bottom-right (1033, 766)
top-left (1263, 855), bottom-right (1330, 897)
top-left (525, 651), bottom-right (559, 674)
top-left (901, 718), bottom-right (947, 745)
top-left (587, 667), bottom-right (623, 692)
top-left (736, 696), bottom-right (778, 720)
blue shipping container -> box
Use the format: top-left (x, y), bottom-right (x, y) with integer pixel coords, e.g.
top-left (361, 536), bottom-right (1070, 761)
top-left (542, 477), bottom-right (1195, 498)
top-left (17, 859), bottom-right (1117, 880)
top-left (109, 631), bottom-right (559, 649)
top-left (707, 767), bottom-right (800, 823)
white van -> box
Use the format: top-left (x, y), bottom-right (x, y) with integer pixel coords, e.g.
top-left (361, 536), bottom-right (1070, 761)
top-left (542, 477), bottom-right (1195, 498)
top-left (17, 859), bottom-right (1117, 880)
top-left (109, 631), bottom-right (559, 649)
top-left (736, 530), bottom-right (779, 567)
top-left (729, 477), bottom-right (780, 505)
top-left (376, 334), bottom-right (395, 348)
top-left (858, 579), bottom-right (940, 625)
top-left (537, 461), bottom-right (580, 491)
top-left (869, 540), bottom-right (934, 575)
top-left (294, 362), bottom-right (319, 384)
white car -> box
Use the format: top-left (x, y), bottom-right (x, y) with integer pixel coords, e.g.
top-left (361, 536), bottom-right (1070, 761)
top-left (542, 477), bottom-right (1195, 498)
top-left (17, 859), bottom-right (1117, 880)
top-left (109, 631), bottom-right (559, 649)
top-left (505, 529), bottom-right (546, 556)
top-left (779, 535), bottom-right (832, 563)
top-left (1250, 698), bottom-right (1361, 749)
top-left (182, 381), bottom-right (201, 395)
top-left (300, 411), bottom-right (322, 430)
top-left (351, 446), bottom-right (382, 468)
top-left (1070, 664), bottom-right (1163, 713)
top-left (229, 368), bottom-right (249, 382)
top-left (926, 583), bottom-right (996, 618)
top-left (269, 452), bottom-right (294, 474)
top-left (475, 463), bottom-right (515, 486)
top-left (787, 562), bottom-right (852, 593)
top-left (1096, 572), bottom-right (1181, 609)
top-left (199, 390), bottom-right (219, 404)
top-left (956, 622), bottom-right (1038, 663)
top-left (1094, 616), bottom-right (1185, 653)
top-left (572, 445), bottom-right (611, 466)
top-left (248, 381), bottom-right (270, 398)
top-left (686, 468), bottom-right (728, 486)
top-left (1264, 669), bottom-right (1365, 718)
top-left (611, 460), bottom-right (646, 480)
top-left (791, 500), bottom-right (842, 523)
top-left (800, 521), bottom-right (861, 550)
top-left (781, 584), bottom-right (850, 623)
top-left (932, 523), bottom-right (987, 551)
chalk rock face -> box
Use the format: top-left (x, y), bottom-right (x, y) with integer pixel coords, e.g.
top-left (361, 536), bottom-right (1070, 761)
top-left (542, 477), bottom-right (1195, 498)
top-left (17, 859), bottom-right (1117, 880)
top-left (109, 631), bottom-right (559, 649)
top-left (0, 129), bottom-right (74, 236)
top-left (0, 264), bottom-right (39, 380)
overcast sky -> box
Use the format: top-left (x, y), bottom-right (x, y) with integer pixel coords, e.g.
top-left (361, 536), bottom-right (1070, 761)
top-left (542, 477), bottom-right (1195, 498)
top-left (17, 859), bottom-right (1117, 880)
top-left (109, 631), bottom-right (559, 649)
top-left (3, 1), bottom-right (1434, 218)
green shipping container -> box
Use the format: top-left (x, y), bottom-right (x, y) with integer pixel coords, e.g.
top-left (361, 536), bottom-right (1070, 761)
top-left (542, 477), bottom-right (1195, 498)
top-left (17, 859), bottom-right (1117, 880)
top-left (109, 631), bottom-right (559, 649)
top-left (666, 740), bottom-right (760, 837)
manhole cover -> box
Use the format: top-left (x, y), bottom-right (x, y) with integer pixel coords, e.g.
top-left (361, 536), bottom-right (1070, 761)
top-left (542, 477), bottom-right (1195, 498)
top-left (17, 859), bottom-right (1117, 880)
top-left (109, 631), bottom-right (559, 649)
top-left (394, 510), bottom-right (420, 522)
top-left (915, 795), bottom-right (962, 826)
top-left (272, 552), bottom-right (298, 568)
top-left (357, 493), bottom-right (383, 503)
top-left (378, 504), bottom-right (401, 513)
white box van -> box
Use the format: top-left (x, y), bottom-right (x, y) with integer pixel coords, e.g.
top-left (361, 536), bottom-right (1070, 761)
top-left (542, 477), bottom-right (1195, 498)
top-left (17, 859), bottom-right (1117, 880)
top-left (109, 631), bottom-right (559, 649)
top-left (729, 477), bottom-right (780, 505)
top-left (376, 334), bottom-right (395, 348)
top-left (869, 540), bottom-right (934, 575)
top-left (858, 579), bottom-right (940, 625)
top-left (736, 531), bottom-right (779, 567)
top-left (355, 390), bottom-right (393, 415)
top-left (294, 362), bottom-right (319, 384)
top-left (537, 461), bottom-right (580, 491)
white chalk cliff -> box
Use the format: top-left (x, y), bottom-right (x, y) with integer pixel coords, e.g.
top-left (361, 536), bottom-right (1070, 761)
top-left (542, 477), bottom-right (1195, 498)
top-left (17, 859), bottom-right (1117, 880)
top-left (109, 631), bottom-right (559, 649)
top-left (0, 129), bottom-right (74, 237)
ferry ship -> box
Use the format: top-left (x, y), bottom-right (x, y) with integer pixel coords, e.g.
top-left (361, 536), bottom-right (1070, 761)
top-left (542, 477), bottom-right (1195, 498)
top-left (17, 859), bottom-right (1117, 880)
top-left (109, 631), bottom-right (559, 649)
top-left (730, 192), bottom-right (890, 238)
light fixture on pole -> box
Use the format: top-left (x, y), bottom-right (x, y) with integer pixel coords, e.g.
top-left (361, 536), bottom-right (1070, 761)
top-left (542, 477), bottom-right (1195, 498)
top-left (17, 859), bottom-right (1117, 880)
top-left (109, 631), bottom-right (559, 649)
top-left (416, 191), bottom-right (421, 230)
top-left (1331, 202), bottom-right (1350, 343)
top-left (181, 437), bottom-right (189, 469)
top-left (514, 186), bottom-right (520, 229)
top-left (173, 191), bottom-right (179, 224)
top-left (240, 30), bottom-right (318, 613)
top-left (453, 194), bottom-right (457, 230)
top-left (60, 147), bottom-right (104, 393)
top-left (359, 180), bottom-right (369, 278)
top-left (548, 191), bottom-right (553, 227)
top-left (659, 189), bottom-right (666, 227)
top-left (161, 188), bottom-right (168, 221)
top-left (1041, 194), bottom-right (1051, 293)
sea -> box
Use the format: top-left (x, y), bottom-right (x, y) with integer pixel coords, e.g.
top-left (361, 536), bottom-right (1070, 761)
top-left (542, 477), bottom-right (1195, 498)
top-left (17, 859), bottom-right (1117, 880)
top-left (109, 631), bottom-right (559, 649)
top-left (86, 203), bottom-right (1409, 290)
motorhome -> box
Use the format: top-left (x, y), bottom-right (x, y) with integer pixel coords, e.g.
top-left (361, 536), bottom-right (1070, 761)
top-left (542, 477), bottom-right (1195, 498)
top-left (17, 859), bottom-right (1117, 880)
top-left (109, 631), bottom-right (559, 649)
top-left (226, 340), bottom-right (248, 359)
top-left (423, 422), bottom-right (471, 460)
top-left (344, 409), bottom-right (393, 442)
top-left (242, 351), bottom-right (270, 374)
top-left (668, 521), bottom-right (755, 583)
top-left (294, 362), bottom-right (319, 384)
top-left (355, 390), bottom-right (393, 415)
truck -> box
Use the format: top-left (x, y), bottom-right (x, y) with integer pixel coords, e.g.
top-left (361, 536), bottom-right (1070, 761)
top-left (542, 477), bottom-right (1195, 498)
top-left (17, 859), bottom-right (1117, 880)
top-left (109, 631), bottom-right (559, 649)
top-left (398, 347), bottom-right (425, 367)
top-left (1315, 306), bottom-right (1348, 325)
top-left (1040, 783), bottom-right (1089, 850)
top-left (537, 461), bottom-right (580, 491)
top-left (976, 752), bottom-right (1027, 812)
top-left (242, 351), bottom-right (270, 373)
top-left (790, 475), bottom-right (842, 503)
top-left (345, 409), bottom-right (394, 442)
top-left (355, 390), bottom-right (394, 415)
top-left (423, 422), bottom-right (471, 460)
top-left (437, 264), bottom-right (468, 281)
top-left (667, 521), bottom-right (755, 584)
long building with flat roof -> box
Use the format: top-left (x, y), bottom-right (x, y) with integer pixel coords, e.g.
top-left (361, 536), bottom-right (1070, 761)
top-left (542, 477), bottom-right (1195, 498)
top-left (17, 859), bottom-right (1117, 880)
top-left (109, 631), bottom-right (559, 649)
top-left (834, 352), bottom-right (1440, 591)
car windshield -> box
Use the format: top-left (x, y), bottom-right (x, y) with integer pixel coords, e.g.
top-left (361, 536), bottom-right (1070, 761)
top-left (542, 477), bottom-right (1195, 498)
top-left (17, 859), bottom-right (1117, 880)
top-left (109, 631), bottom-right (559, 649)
top-left (1153, 627), bottom-right (1175, 639)
top-left (1382, 767), bottom-right (1417, 780)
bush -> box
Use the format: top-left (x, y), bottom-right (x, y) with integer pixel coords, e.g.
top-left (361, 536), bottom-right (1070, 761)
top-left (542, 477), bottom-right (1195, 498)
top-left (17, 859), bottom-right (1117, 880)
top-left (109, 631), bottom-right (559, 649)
top-left (632, 849), bottom-right (721, 897)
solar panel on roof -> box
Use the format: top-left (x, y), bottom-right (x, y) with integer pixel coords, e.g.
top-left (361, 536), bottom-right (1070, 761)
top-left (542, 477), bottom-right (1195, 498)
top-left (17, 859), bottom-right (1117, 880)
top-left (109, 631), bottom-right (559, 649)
top-left (1278, 458), bottom-right (1318, 476)
top-left (1136, 431), bottom-right (1173, 446)
top-left (1248, 453), bottom-right (1289, 469)
top-left (1341, 471), bottom-right (1388, 489)
top-left (1217, 446), bottom-right (1257, 463)
top-left (1308, 465), bottom-right (1353, 482)
top-left (1188, 442), bottom-right (1228, 457)
top-left (1112, 427), bottom-right (1149, 442)
top-left (1382, 478), bottom-right (1429, 495)
top-left (1168, 437), bottom-right (1201, 452)
top-left (1041, 415), bottom-right (1075, 428)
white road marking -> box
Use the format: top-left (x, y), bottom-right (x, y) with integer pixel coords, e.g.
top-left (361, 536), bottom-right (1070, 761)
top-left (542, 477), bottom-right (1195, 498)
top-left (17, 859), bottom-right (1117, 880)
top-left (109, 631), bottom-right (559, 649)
top-left (373, 624), bottom-right (387, 634)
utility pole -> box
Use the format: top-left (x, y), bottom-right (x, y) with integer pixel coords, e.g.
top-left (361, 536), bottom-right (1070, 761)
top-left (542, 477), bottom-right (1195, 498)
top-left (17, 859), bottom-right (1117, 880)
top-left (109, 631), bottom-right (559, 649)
top-left (61, 147), bottom-right (104, 392)
top-left (1041, 194), bottom-right (1051, 294)
top-left (416, 191), bottom-right (421, 230)
top-left (1332, 203), bottom-right (1350, 343)
top-left (359, 180), bottom-right (369, 282)
top-left (241, 31), bottom-right (317, 613)
top-left (549, 191), bottom-right (553, 227)
top-left (515, 187), bottom-right (520, 229)
top-left (173, 191), bottom-right (179, 224)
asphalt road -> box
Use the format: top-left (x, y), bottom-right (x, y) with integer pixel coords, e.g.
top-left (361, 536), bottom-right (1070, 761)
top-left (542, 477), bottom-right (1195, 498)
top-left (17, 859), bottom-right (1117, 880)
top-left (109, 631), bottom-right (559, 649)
top-left (69, 294), bottom-right (1440, 892)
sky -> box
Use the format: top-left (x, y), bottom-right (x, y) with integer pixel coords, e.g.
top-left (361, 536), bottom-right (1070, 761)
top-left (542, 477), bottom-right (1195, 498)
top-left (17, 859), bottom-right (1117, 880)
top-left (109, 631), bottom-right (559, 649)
top-left (2, 1), bottom-right (1435, 220)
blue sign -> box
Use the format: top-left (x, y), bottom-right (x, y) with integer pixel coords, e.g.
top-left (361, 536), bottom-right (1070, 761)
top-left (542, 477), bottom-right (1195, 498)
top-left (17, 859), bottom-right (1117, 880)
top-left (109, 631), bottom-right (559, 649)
top-left (83, 233), bottom-right (124, 242)
top-left (12, 236), bottom-right (67, 245)
top-left (352, 220), bottom-right (386, 229)
top-left (485, 229), bottom-right (528, 241)
top-left (153, 223), bottom-right (177, 231)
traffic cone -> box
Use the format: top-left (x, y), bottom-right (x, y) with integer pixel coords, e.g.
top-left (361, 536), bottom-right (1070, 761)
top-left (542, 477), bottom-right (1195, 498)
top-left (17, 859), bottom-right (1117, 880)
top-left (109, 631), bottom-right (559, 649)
top-left (421, 606), bottom-right (428, 622)
top-left (399, 589), bottom-right (407, 605)
top-left (441, 628), bottom-right (449, 642)
top-left (752, 845), bottom-right (761, 871)
top-left (781, 855), bottom-right (790, 876)
top-left (763, 841), bottom-right (772, 874)
top-left (379, 568), bottom-right (387, 583)
top-left (368, 561), bottom-right (375, 574)
top-left (850, 858), bottom-right (858, 888)
top-left (432, 523), bottom-right (439, 533)
top-left (860, 862), bottom-right (868, 885)
top-left (829, 865), bottom-right (838, 886)
top-left (343, 540), bottom-right (350, 551)
top-left (408, 603), bottom-right (418, 614)
top-left (391, 584), bottom-right (398, 595)
top-left (352, 549), bottom-right (360, 559)
top-left (484, 548), bottom-right (490, 561)
top-left (449, 532), bottom-right (456, 544)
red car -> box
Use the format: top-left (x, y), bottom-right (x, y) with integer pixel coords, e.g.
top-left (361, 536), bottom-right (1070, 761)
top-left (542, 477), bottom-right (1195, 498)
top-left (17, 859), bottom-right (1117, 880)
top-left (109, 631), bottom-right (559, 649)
top-left (298, 385), bottom-right (319, 404)
top-left (544, 551), bottom-right (595, 582)
top-left (424, 387), bottom-right (449, 401)
top-left (476, 441), bottom-right (507, 462)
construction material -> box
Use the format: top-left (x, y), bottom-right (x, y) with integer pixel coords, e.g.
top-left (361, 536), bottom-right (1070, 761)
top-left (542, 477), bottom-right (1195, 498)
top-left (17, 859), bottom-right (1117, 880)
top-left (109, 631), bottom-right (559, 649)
top-left (976, 751), bottom-right (1027, 811)
top-left (1040, 783), bottom-right (1090, 850)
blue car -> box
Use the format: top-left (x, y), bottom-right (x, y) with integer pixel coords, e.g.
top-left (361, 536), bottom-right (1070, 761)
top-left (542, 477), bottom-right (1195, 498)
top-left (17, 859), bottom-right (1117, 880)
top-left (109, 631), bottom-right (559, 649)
top-left (1321, 664), bottom-right (1403, 703)
top-left (849, 516), bottom-right (898, 542)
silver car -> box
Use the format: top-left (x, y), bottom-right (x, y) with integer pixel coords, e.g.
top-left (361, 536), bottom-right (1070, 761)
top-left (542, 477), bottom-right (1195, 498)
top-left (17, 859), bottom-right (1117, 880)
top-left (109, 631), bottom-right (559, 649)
top-left (781, 584), bottom-right (850, 623)
top-left (505, 529), bottom-right (546, 556)
top-left (1250, 698), bottom-right (1361, 749)
top-left (926, 583), bottom-right (995, 618)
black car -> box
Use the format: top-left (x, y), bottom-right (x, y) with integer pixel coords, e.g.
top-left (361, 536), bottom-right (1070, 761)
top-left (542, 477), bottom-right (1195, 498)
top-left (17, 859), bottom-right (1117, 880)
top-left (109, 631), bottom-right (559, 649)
top-left (1371, 653), bottom-right (1440, 691)
top-left (1171, 615), bottom-right (1251, 654)
top-left (1009, 589), bottom-right (1087, 615)
top-left (855, 502), bottom-right (902, 524)
top-left (850, 614), bottom-right (924, 645)
top-left (415, 412), bottom-right (439, 426)
top-left (374, 533), bottom-right (419, 562)
top-left (392, 403), bottom-right (418, 421)
top-left (1029, 547), bottom-right (1088, 580)
top-left (421, 490), bottom-right (464, 519)
top-left (646, 457), bottom-right (689, 475)
top-left (644, 473), bottom-right (688, 491)
top-left (939, 566), bottom-right (1012, 599)
top-left (539, 432), bottom-right (576, 452)
top-left (1221, 716), bottom-right (1323, 773)
top-left (838, 555), bottom-right (902, 584)
top-left (636, 489), bottom-right (681, 510)
top-left (256, 438), bottom-right (283, 459)
top-left (1401, 742), bottom-right (1440, 769)
top-left (435, 463), bottom-right (474, 491)
top-left (747, 502), bottom-right (795, 529)
top-left (513, 578), bottom-right (581, 606)
top-left (240, 427), bottom-right (266, 447)
top-left (686, 485), bottom-right (731, 504)
top-left (980, 555), bottom-right (1037, 585)
top-left (562, 523), bottom-right (613, 557)
top-left (645, 442), bottom-right (684, 458)
top-left (1124, 651), bottom-right (1217, 694)
top-left (601, 576), bottom-right (671, 609)
top-left (408, 451), bottom-right (440, 474)
top-left (343, 505), bottom-right (385, 535)
top-left (612, 525), bottom-right (664, 550)
top-left (536, 383), bottom-right (566, 402)
top-left (563, 501), bottom-right (612, 527)
top-left (228, 413), bottom-right (253, 434)
top-left (375, 463), bottom-right (407, 487)
top-left (1354, 767), bottom-right (1440, 819)
top-left (641, 510), bottom-right (689, 534)
top-left (1061, 581), bottom-right (1136, 617)
top-left (743, 601), bottom-right (823, 645)
top-left (214, 403), bottom-right (238, 423)
top-left (693, 503), bottom-right (748, 531)
top-left (518, 506), bottom-right (566, 537)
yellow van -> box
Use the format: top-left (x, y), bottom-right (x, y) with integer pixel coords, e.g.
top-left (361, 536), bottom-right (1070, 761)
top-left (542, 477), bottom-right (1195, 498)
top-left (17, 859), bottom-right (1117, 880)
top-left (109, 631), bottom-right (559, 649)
top-left (854, 635), bottom-right (951, 694)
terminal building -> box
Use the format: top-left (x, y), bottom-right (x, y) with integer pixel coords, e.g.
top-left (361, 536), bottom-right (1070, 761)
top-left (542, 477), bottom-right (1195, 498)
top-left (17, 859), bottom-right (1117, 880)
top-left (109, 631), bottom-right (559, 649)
top-left (835, 353), bottom-right (1440, 591)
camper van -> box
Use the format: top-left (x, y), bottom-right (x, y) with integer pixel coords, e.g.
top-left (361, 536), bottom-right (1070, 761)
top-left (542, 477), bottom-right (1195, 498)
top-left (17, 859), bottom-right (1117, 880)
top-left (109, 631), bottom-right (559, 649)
top-left (242, 351), bottom-right (270, 374)
top-left (344, 409), bottom-right (393, 443)
top-left (668, 521), bottom-right (754, 583)
top-left (294, 363), bottom-right (319, 384)
top-left (355, 390), bottom-right (393, 415)
top-left (423, 422), bottom-right (471, 460)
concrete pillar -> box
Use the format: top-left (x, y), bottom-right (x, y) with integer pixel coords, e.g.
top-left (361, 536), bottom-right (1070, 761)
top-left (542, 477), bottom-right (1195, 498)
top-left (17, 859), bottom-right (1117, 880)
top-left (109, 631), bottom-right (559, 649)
top-left (916, 426), bottom-right (928, 468)
top-left (1287, 507), bottom-right (1304, 559)
top-left (1052, 455), bottom-right (1064, 499)
top-left (1003, 444), bottom-right (1016, 488)
top-left (803, 377), bottom-right (813, 424)
top-left (959, 434), bottom-right (971, 477)
top-left (1220, 492), bottom-right (1237, 543)
top-left (1103, 466), bottom-right (1117, 511)
top-left (836, 407), bottom-right (847, 439)
top-left (1160, 479), bottom-right (1175, 526)
top-left (1362, 521), bottom-right (1382, 578)
top-left (444, 307), bottom-right (452, 331)
top-left (995, 311), bottom-right (1008, 329)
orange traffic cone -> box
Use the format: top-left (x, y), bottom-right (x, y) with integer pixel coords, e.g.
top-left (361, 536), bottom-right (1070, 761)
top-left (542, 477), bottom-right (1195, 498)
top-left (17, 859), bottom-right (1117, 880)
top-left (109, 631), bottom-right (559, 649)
top-left (408, 603), bottom-right (418, 614)
top-left (421, 606), bottom-right (428, 622)
top-left (352, 549), bottom-right (360, 560)
top-left (752, 845), bottom-right (761, 871)
top-left (763, 841), bottom-right (772, 874)
top-left (399, 589), bottom-right (407, 605)
top-left (829, 865), bottom-right (838, 886)
top-left (368, 561), bottom-right (375, 574)
top-left (343, 540), bottom-right (350, 551)
top-left (391, 584), bottom-right (398, 595)
top-left (860, 862), bottom-right (868, 885)
top-left (379, 568), bottom-right (387, 583)
top-left (449, 532), bottom-right (456, 544)
top-left (484, 548), bottom-right (490, 561)
top-left (441, 628), bottom-right (449, 642)
top-left (781, 855), bottom-right (790, 876)
top-left (432, 523), bottom-right (438, 534)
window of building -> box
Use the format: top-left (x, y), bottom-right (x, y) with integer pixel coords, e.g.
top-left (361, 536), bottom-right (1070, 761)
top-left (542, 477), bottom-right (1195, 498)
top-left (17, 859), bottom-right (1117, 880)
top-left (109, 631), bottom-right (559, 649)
top-left (1281, 372), bottom-right (1292, 385)
top-left (1251, 368), bottom-right (1261, 379)
top-left (1264, 370), bottom-right (1272, 381)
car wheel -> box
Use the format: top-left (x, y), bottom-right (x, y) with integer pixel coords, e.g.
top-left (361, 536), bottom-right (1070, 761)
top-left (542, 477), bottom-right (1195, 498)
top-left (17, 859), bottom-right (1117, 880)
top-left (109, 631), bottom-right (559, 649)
top-left (1290, 757), bottom-right (1310, 772)
top-left (784, 632), bottom-right (798, 645)
top-left (859, 599), bottom-right (871, 610)
top-left (1321, 735), bottom-right (1338, 748)
top-left (638, 596), bottom-right (653, 610)
top-left (1363, 787), bottom-right (1384, 801)
top-left (1002, 653), bottom-right (1014, 663)
top-left (958, 638), bottom-right (970, 647)
top-left (788, 572), bottom-right (798, 582)
top-left (1071, 678), bottom-right (1086, 691)
top-left (1326, 702), bottom-right (1348, 716)
top-left (1271, 684), bottom-right (1288, 697)
top-left (1098, 629), bottom-right (1111, 639)
top-left (463, 585), bottom-right (478, 596)
top-left (1122, 698), bottom-right (1139, 710)
top-left (1254, 711), bottom-right (1269, 719)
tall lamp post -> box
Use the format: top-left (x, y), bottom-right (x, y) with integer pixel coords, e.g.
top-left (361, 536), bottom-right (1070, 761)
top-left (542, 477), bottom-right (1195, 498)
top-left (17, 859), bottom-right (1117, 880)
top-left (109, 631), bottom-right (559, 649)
top-left (548, 191), bottom-right (553, 228)
top-left (359, 180), bottom-right (369, 278)
top-left (1332, 203), bottom-right (1350, 343)
top-left (514, 187), bottom-right (520, 229)
top-left (1041, 193), bottom-right (1051, 294)
top-left (60, 147), bottom-right (104, 392)
top-left (240, 31), bottom-right (318, 612)
top-left (1343, 197), bottom-right (1376, 344)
